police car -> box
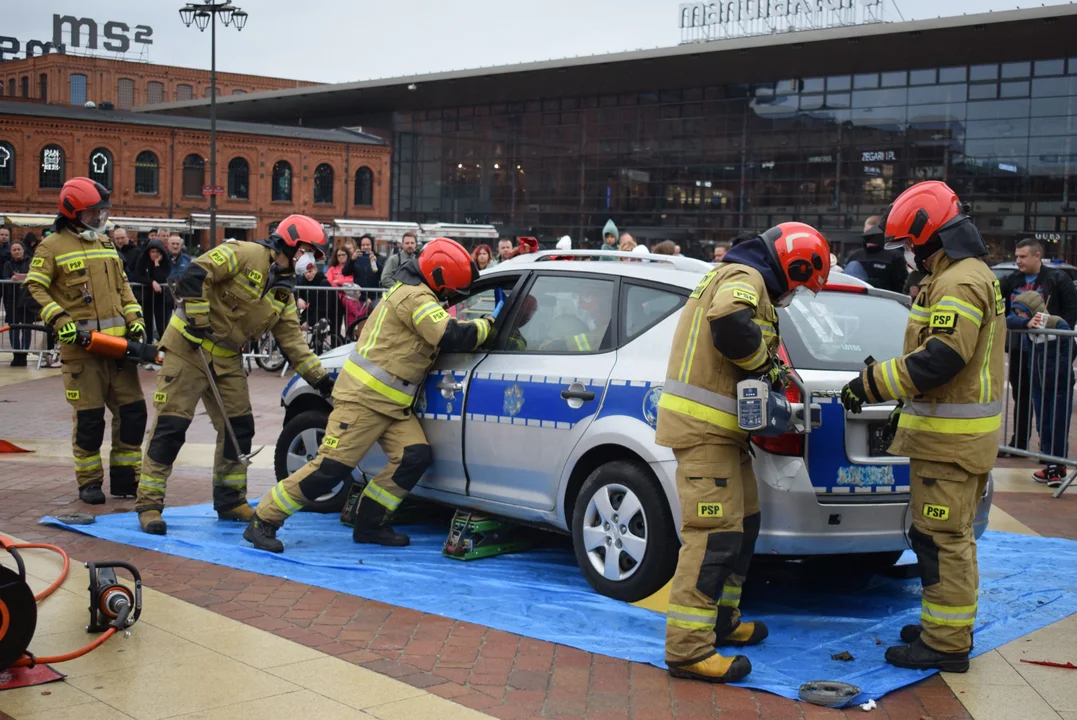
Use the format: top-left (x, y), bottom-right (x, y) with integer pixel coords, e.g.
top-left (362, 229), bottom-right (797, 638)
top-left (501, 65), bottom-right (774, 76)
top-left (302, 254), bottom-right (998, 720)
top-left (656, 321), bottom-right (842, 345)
top-left (275, 250), bottom-right (993, 601)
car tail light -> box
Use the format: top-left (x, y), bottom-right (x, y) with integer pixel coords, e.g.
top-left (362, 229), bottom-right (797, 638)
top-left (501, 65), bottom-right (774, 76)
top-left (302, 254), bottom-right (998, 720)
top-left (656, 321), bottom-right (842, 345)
top-left (823, 283), bottom-right (868, 294)
top-left (751, 342), bottom-right (805, 457)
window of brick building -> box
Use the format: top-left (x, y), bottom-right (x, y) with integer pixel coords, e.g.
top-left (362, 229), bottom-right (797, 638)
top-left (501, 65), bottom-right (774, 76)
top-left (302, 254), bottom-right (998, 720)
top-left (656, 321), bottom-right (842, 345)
top-left (69, 74), bottom-right (86, 105)
top-left (146, 82), bottom-right (164, 105)
top-left (20, 76), bottom-right (28, 98)
top-left (271, 160), bottom-right (292, 202)
top-left (232, 89), bottom-right (247, 96)
top-left (354, 166), bottom-right (373, 206)
top-left (176, 84), bottom-right (193, 102)
top-left (313, 163), bottom-right (334, 204)
top-left (39, 73), bottom-right (47, 101)
top-left (0, 82), bottom-right (4, 96)
top-left (88, 147), bottom-right (113, 190)
top-left (117, 78), bottom-right (134, 110)
top-left (39, 145), bottom-right (65, 189)
top-left (228, 157), bottom-right (250, 200)
top-left (202, 87), bottom-right (219, 99)
top-left (135, 151), bottom-right (159, 194)
top-left (8, 79), bottom-right (15, 96)
top-left (0, 142), bottom-right (15, 188)
top-left (182, 154), bottom-right (205, 197)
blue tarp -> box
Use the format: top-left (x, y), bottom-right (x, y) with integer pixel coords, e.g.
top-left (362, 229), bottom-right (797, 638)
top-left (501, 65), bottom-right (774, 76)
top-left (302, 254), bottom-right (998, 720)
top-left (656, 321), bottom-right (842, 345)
top-left (42, 507), bottom-right (1077, 704)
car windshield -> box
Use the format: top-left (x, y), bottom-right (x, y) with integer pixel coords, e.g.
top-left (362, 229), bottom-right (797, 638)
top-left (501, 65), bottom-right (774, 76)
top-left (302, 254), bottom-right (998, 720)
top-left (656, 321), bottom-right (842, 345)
top-left (780, 291), bottom-right (909, 372)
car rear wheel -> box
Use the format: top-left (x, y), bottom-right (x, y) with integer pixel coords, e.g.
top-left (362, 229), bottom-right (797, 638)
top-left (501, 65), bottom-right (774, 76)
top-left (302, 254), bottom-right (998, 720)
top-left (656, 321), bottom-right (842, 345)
top-left (571, 459), bottom-right (678, 602)
top-left (273, 409), bottom-right (358, 514)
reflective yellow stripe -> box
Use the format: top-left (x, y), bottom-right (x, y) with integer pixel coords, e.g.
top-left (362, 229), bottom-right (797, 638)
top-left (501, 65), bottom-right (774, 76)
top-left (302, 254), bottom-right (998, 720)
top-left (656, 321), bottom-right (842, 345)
top-left (55, 249), bottom-right (118, 263)
top-left (880, 358), bottom-right (906, 399)
top-left (343, 357), bottom-right (414, 405)
top-left (359, 305), bottom-right (389, 357)
top-left (207, 245), bottom-right (239, 274)
top-left (99, 326), bottom-right (128, 337)
top-left (295, 356), bottom-right (319, 376)
top-left (753, 318), bottom-right (776, 337)
top-left (186, 301), bottom-right (211, 314)
top-left (678, 307), bottom-right (704, 382)
top-left (666, 617), bottom-right (715, 630)
top-left (733, 341), bottom-right (767, 371)
top-left (283, 300), bottom-right (298, 316)
top-left (474, 319), bottom-right (490, 346)
top-left (139, 475), bottom-right (166, 490)
top-left (362, 481), bottom-right (401, 511)
top-left (110, 451), bottom-right (141, 467)
top-left (41, 302), bottom-right (64, 323)
top-left (26, 271), bottom-right (52, 288)
top-left (214, 473), bottom-right (247, 487)
top-left (74, 454), bottom-right (102, 469)
top-left (573, 334), bottom-right (591, 351)
top-left (909, 305), bottom-right (930, 324)
top-left (921, 599), bottom-right (977, 627)
top-left (718, 584), bottom-right (742, 608)
top-left (122, 303), bottom-right (142, 316)
top-left (658, 391), bottom-right (746, 435)
top-left (411, 302), bottom-right (442, 325)
top-left (168, 315), bottom-right (239, 357)
top-left (667, 603), bottom-right (717, 619)
top-left (268, 295), bottom-right (287, 312)
top-left (898, 412), bottom-right (1002, 435)
top-left (936, 296), bottom-right (983, 327)
top-left (271, 484), bottom-right (302, 516)
top-left (979, 319), bottom-right (996, 404)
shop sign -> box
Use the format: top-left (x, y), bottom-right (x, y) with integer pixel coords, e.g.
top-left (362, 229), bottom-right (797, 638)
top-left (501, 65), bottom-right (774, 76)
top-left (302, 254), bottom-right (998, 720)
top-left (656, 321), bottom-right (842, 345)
top-left (679, 0), bottom-right (884, 42)
top-left (861, 150), bottom-right (897, 162)
top-left (41, 148), bottom-right (62, 172)
top-left (1, 14), bottom-right (153, 61)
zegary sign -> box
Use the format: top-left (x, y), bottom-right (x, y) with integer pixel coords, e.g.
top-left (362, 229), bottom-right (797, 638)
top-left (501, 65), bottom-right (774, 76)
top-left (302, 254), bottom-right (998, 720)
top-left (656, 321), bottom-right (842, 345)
top-left (0, 14), bottom-right (153, 62)
top-left (679, 0), bottom-right (884, 43)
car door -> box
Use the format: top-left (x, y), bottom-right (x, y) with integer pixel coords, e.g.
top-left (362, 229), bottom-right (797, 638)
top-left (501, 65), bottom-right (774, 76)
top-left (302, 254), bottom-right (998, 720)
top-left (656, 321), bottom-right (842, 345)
top-left (464, 272), bottom-right (619, 510)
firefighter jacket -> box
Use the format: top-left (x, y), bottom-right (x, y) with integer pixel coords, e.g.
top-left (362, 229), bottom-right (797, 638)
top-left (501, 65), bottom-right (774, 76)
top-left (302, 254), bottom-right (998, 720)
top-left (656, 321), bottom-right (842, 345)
top-left (338, 263), bottom-right (493, 419)
top-left (655, 262), bottom-right (780, 449)
top-left (858, 254), bottom-right (1004, 475)
top-left (24, 225), bottom-right (143, 360)
top-left (167, 240), bottom-right (327, 385)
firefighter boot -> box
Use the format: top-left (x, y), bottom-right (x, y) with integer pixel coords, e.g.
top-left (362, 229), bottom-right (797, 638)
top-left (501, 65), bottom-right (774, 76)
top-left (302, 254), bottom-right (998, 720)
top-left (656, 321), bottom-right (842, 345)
top-left (138, 510), bottom-right (167, 535)
top-left (899, 625), bottom-right (974, 651)
top-left (668, 653), bottom-right (752, 683)
top-left (244, 516), bottom-right (284, 554)
top-left (716, 620), bottom-right (769, 647)
top-left (79, 483), bottom-right (106, 505)
top-left (885, 637), bottom-right (970, 673)
top-left (352, 496), bottom-right (410, 546)
top-left (218, 503), bottom-right (256, 522)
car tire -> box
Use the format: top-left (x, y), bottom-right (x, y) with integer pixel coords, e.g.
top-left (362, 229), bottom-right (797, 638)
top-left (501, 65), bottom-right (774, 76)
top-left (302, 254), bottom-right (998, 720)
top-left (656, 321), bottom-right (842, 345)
top-left (273, 409), bottom-right (355, 514)
top-left (571, 459), bottom-right (679, 602)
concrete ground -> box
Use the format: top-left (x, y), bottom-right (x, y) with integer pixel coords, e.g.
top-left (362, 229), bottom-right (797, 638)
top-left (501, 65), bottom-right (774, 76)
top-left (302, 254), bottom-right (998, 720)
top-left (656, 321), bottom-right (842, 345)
top-left (0, 361), bottom-right (1074, 720)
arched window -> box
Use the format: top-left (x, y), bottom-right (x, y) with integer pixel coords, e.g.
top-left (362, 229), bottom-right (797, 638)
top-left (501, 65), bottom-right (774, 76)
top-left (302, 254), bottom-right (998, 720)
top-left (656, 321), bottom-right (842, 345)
top-left (313, 163), bottom-right (334, 204)
top-left (39, 144), bottom-right (65, 189)
top-left (227, 157), bottom-right (250, 200)
top-left (69, 74), bottom-right (87, 105)
top-left (182, 153), bottom-right (205, 197)
top-left (134, 151), bottom-right (159, 195)
top-left (354, 166), bottom-right (373, 206)
top-left (88, 147), bottom-right (113, 190)
top-left (176, 84), bottom-right (193, 102)
top-left (232, 89), bottom-right (247, 96)
top-left (146, 81), bottom-right (164, 105)
top-left (0, 141), bottom-right (15, 188)
top-left (117, 78), bottom-right (134, 110)
top-left (271, 160), bottom-right (292, 202)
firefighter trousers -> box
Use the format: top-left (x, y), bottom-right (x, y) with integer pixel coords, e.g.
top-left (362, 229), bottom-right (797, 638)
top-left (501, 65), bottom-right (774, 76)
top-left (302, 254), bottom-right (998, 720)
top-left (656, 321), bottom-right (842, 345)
top-left (256, 398), bottom-right (431, 528)
top-left (666, 443), bottom-right (761, 666)
top-left (908, 459), bottom-right (989, 654)
top-left (60, 354), bottom-right (147, 493)
top-left (136, 346), bottom-right (255, 514)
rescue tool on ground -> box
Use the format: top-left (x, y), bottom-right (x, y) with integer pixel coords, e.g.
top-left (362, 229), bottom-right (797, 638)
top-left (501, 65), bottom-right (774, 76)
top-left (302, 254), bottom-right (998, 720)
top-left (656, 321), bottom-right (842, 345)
top-left (196, 346), bottom-right (264, 468)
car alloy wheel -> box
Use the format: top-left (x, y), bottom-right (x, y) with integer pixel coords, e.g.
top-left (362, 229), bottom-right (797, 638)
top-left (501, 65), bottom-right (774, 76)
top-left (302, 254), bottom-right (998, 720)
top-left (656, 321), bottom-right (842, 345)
top-left (581, 482), bottom-right (648, 582)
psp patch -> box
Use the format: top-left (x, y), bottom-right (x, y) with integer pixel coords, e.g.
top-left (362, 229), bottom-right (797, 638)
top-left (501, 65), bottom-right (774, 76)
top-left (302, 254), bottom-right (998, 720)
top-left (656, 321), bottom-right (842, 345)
top-left (30, 257), bottom-right (44, 268)
top-left (65, 389), bottom-right (80, 401)
top-left (322, 435), bottom-right (339, 449)
top-left (697, 502), bottom-right (724, 518)
top-left (427, 307), bottom-right (449, 323)
top-left (923, 503), bottom-right (950, 521)
top-left (247, 269), bottom-right (263, 284)
top-left (690, 269), bottom-right (719, 299)
top-left (993, 280), bottom-right (1005, 316)
top-left (64, 259), bottom-right (86, 272)
top-left (209, 249), bottom-right (228, 266)
top-left (731, 288), bottom-right (758, 306)
top-left (154, 392), bottom-right (167, 403)
top-left (930, 310), bottom-right (957, 330)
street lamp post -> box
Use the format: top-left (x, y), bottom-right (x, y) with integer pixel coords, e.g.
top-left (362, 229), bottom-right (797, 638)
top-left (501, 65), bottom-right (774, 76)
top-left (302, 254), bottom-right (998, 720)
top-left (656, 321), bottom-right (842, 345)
top-left (179, 1), bottom-right (248, 248)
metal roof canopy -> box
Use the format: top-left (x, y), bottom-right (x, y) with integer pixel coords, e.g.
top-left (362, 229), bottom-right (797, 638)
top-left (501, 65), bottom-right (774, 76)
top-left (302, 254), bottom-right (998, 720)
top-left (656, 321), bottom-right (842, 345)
top-left (3, 213), bottom-right (54, 228)
top-left (189, 213), bottom-right (258, 230)
top-left (331, 219), bottom-right (421, 241)
top-left (110, 217), bottom-right (189, 233)
top-left (136, 5), bottom-right (1077, 127)
top-left (420, 223), bottom-right (499, 240)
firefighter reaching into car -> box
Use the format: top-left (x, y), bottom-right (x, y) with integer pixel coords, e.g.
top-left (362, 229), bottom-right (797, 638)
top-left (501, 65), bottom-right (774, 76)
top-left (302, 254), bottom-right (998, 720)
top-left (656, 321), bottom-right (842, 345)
top-left (840, 181), bottom-right (1003, 673)
top-left (655, 222), bottom-right (831, 683)
top-left (25, 178), bottom-right (148, 505)
top-left (135, 215), bottom-right (334, 535)
top-left (244, 237), bottom-right (499, 553)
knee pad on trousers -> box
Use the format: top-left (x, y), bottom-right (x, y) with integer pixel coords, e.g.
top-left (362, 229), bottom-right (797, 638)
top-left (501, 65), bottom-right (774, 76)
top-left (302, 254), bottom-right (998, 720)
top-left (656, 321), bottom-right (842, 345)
top-left (696, 530), bottom-right (744, 602)
top-left (908, 525), bottom-right (941, 588)
top-left (118, 400), bottom-right (148, 445)
top-left (75, 408), bottom-right (107, 453)
top-left (297, 457), bottom-right (353, 500)
top-left (147, 415), bottom-right (192, 466)
top-left (734, 512), bottom-right (762, 576)
top-left (391, 444), bottom-right (432, 492)
top-left (222, 414), bottom-right (255, 462)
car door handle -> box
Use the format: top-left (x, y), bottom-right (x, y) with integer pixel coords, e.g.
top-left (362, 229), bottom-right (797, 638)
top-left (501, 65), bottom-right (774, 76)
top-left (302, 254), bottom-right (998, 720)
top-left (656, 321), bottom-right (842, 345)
top-left (437, 377), bottom-right (463, 399)
top-left (561, 388), bottom-right (596, 401)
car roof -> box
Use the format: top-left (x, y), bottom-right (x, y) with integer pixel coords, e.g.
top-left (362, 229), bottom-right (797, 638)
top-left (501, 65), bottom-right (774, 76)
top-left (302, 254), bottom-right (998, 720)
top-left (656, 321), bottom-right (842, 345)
top-left (993, 261), bottom-right (1077, 270)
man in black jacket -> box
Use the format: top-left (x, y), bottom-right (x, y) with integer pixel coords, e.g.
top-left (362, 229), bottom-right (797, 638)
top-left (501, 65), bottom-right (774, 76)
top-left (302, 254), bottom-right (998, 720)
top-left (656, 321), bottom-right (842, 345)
top-left (109, 226), bottom-right (140, 278)
top-left (1000, 237), bottom-right (1077, 451)
top-left (845, 215), bottom-right (908, 292)
top-left (343, 234), bottom-right (385, 300)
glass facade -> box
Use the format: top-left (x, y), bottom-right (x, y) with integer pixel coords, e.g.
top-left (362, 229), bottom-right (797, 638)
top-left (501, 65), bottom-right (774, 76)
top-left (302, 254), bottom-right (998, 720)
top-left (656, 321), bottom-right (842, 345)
top-left (390, 56), bottom-right (1077, 261)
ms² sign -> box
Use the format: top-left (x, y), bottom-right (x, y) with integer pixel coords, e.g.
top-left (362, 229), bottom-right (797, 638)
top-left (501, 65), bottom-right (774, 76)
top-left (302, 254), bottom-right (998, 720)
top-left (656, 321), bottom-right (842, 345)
top-left (0, 14), bottom-right (153, 62)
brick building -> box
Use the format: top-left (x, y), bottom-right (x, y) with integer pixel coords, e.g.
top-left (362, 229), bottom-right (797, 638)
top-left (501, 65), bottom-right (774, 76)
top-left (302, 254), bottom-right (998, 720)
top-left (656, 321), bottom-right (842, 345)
top-left (0, 55), bottom-right (319, 110)
top-left (0, 100), bottom-right (391, 248)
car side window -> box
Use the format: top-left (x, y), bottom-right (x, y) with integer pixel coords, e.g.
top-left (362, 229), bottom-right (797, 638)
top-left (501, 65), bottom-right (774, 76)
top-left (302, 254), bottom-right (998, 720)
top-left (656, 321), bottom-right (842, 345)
top-left (446, 276), bottom-right (520, 348)
top-left (622, 283), bottom-right (685, 342)
top-left (500, 275), bottom-right (616, 354)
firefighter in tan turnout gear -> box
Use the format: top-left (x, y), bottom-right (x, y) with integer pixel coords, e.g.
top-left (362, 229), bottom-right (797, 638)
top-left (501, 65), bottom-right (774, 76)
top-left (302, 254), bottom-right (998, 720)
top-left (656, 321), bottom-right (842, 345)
top-left (655, 222), bottom-right (831, 683)
top-left (136, 215), bottom-right (334, 535)
top-left (841, 181), bottom-right (1004, 673)
top-left (244, 237), bottom-right (498, 553)
top-left (25, 178), bottom-right (147, 505)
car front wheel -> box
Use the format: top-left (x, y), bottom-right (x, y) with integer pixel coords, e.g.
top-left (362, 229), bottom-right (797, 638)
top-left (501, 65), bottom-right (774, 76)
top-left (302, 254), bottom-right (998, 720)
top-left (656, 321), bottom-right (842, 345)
top-left (571, 459), bottom-right (679, 602)
top-left (273, 409), bottom-right (358, 513)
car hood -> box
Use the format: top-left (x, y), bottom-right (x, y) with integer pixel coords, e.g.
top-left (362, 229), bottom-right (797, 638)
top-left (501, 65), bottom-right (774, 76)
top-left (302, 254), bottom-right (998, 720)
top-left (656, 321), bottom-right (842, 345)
top-left (320, 342), bottom-right (352, 369)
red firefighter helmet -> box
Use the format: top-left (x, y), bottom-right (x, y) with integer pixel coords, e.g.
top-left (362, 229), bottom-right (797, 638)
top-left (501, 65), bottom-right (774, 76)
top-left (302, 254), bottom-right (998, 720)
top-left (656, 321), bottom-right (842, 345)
top-left (58, 177), bottom-right (111, 220)
top-left (418, 237), bottom-right (479, 295)
top-left (884, 181), bottom-right (963, 249)
top-left (762, 221), bottom-right (831, 295)
top-left (271, 214), bottom-right (328, 259)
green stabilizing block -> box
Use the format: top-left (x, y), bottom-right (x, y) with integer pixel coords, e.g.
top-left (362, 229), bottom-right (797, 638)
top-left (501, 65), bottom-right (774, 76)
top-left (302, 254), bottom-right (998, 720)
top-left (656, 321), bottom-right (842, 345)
top-left (443, 510), bottom-right (531, 561)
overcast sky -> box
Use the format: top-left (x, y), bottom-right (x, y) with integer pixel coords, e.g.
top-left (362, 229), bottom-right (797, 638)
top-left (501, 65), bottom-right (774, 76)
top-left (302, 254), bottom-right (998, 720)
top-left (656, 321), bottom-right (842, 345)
top-left (4, 0), bottom-right (1072, 84)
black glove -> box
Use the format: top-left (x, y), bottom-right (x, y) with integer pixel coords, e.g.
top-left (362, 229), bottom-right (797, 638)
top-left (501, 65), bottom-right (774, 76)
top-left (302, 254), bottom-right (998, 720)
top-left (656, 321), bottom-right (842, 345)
top-left (888, 402), bottom-right (902, 435)
top-left (314, 373), bottom-right (336, 399)
top-left (840, 375), bottom-right (867, 414)
top-left (184, 323), bottom-right (208, 350)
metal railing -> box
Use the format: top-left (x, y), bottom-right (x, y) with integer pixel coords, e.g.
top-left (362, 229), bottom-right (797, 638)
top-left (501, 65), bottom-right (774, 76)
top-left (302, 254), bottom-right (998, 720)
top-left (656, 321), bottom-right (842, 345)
top-left (1000, 325), bottom-right (1077, 498)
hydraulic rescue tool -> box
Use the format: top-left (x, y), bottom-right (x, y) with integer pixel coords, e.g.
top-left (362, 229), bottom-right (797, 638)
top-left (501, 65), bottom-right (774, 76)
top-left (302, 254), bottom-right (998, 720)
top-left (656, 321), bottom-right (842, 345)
top-left (736, 372), bottom-right (820, 437)
top-left (75, 329), bottom-right (164, 365)
top-left (0, 535), bottom-right (142, 672)
top-left (196, 347), bottom-right (263, 467)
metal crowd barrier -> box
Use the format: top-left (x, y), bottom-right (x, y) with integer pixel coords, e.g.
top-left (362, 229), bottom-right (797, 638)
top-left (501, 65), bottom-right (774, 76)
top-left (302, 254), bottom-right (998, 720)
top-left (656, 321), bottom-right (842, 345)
top-left (999, 325), bottom-right (1077, 498)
